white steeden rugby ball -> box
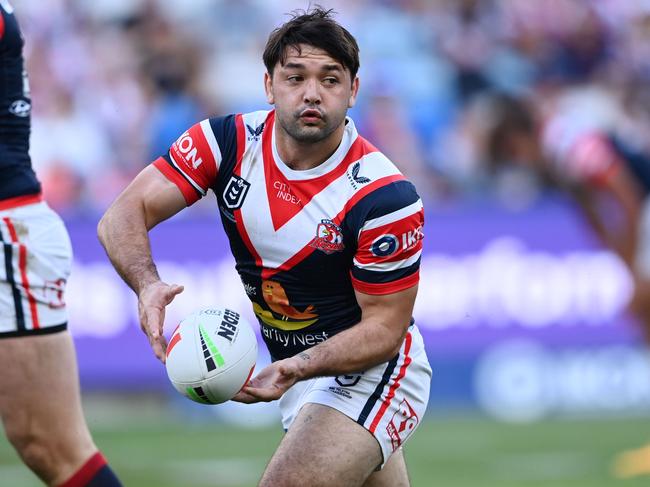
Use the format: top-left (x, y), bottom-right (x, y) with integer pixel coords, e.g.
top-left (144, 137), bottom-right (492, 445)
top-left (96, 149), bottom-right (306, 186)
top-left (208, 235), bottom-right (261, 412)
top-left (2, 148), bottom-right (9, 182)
top-left (165, 307), bottom-right (257, 404)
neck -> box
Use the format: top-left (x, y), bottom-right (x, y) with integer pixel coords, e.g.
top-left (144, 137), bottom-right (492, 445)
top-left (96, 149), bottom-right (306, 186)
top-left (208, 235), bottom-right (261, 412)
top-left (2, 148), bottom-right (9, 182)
top-left (274, 122), bottom-right (345, 171)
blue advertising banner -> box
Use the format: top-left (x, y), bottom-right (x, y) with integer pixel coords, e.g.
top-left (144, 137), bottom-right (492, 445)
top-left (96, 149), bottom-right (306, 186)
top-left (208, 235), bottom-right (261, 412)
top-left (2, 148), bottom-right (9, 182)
top-left (66, 197), bottom-right (650, 421)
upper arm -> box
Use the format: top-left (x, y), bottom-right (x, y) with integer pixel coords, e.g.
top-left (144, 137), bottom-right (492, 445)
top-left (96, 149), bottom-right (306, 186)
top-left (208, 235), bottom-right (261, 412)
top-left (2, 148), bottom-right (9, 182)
top-left (349, 180), bottom-right (424, 352)
top-left (109, 164), bottom-right (187, 230)
top-left (350, 180), bottom-right (424, 295)
top-left (355, 285), bottom-right (418, 337)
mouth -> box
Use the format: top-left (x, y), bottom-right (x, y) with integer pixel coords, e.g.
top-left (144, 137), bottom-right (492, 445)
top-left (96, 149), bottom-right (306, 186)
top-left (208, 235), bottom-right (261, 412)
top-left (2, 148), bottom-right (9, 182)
top-left (299, 109), bottom-right (323, 124)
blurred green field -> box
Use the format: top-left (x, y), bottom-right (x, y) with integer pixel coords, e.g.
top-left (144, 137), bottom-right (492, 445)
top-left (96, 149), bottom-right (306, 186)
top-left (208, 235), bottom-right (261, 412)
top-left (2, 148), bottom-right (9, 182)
top-left (1, 397), bottom-right (649, 487)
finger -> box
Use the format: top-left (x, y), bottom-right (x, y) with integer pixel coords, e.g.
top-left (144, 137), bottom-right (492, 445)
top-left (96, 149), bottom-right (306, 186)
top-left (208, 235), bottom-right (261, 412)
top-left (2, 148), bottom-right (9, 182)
top-left (231, 390), bottom-right (259, 403)
top-left (152, 336), bottom-right (167, 363)
top-left (241, 386), bottom-right (280, 402)
top-left (164, 284), bottom-right (184, 303)
top-left (246, 376), bottom-right (265, 388)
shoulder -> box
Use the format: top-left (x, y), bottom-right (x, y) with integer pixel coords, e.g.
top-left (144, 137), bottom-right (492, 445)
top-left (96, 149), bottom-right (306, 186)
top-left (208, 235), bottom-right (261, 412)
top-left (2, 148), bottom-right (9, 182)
top-left (204, 110), bottom-right (271, 136)
top-left (203, 110), bottom-right (271, 151)
top-left (350, 138), bottom-right (421, 220)
top-left (239, 110), bottom-right (272, 134)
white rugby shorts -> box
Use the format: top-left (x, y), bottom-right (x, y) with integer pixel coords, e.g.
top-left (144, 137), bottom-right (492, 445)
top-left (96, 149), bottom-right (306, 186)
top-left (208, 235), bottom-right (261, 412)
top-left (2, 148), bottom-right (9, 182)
top-left (279, 324), bottom-right (432, 468)
top-left (0, 200), bottom-right (72, 336)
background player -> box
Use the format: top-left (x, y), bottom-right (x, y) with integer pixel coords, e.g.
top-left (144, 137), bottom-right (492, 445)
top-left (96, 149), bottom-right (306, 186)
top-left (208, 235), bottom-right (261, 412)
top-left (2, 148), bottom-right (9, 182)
top-left (0, 2), bottom-right (122, 486)
top-left (98, 7), bottom-right (431, 487)
top-left (485, 93), bottom-right (650, 335)
top-left (484, 92), bottom-right (650, 477)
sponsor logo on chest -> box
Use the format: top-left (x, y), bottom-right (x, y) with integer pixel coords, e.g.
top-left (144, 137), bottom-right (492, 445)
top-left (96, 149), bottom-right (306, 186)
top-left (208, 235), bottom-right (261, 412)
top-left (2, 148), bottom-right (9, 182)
top-left (273, 181), bottom-right (301, 206)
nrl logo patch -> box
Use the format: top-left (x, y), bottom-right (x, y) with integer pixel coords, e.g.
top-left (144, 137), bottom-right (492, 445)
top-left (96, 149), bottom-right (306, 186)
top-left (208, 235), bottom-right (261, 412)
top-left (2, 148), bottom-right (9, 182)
top-left (309, 219), bottom-right (345, 255)
top-left (223, 175), bottom-right (251, 210)
top-left (246, 122), bottom-right (265, 141)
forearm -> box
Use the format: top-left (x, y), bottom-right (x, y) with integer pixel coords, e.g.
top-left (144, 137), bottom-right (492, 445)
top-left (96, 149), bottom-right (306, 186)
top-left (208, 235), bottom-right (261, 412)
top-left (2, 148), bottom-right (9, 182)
top-left (97, 200), bottom-right (160, 294)
top-left (293, 318), bottom-right (408, 380)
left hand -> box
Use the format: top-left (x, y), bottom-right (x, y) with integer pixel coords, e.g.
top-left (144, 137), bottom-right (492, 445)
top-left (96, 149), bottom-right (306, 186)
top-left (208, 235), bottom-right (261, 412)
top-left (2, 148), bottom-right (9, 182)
top-left (232, 357), bottom-right (303, 403)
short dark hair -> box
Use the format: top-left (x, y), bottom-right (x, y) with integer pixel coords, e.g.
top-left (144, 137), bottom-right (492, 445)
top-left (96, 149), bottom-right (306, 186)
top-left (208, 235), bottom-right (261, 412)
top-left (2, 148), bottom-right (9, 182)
top-left (263, 6), bottom-right (360, 80)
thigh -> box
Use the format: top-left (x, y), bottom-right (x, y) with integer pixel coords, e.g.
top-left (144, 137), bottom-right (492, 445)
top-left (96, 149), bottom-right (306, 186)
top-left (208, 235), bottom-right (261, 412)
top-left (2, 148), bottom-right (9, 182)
top-left (259, 403), bottom-right (382, 487)
top-left (0, 203), bottom-right (72, 335)
top-left (363, 448), bottom-right (409, 487)
top-left (0, 331), bottom-right (94, 456)
top-left (282, 327), bottom-right (431, 467)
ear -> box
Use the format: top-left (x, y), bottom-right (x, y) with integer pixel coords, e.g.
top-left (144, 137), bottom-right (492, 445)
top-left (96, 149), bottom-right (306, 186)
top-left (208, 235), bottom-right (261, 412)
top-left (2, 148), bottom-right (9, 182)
top-left (348, 77), bottom-right (360, 109)
top-left (264, 72), bottom-right (274, 105)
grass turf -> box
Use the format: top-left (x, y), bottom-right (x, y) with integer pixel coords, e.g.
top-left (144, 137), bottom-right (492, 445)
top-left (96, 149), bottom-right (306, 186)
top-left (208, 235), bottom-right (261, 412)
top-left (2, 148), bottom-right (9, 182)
top-left (1, 400), bottom-right (649, 486)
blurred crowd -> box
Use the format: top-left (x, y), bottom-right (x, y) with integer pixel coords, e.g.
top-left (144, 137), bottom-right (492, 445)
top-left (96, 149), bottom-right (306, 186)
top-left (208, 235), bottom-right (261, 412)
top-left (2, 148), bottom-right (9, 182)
top-left (16, 0), bottom-right (650, 214)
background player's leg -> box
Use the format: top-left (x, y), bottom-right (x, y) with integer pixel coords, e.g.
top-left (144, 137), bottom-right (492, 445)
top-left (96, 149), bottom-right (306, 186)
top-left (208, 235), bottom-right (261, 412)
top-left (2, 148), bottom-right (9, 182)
top-left (0, 331), bottom-right (97, 486)
top-left (362, 447), bottom-right (410, 487)
top-left (259, 403), bottom-right (408, 487)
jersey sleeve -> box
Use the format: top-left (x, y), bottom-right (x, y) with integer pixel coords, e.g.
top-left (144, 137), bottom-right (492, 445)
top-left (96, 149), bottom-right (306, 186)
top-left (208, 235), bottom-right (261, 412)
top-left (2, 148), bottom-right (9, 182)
top-left (152, 116), bottom-right (235, 205)
top-left (351, 181), bottom-right (424, 295)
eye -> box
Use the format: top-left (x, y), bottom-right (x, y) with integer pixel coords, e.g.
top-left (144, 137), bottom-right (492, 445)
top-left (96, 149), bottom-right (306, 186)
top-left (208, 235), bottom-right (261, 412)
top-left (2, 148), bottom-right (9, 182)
top-left (323, 77), bottom-right (339, 85)
top-left (287, 75), bottom-right (303, 83)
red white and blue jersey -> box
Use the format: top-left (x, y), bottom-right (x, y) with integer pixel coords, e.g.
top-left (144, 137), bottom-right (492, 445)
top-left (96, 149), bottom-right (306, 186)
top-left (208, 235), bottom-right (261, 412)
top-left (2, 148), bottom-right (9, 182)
top-left (0, 1), bottom-right (40, 203)
top-left (153, 110), bottom-right (424, 360)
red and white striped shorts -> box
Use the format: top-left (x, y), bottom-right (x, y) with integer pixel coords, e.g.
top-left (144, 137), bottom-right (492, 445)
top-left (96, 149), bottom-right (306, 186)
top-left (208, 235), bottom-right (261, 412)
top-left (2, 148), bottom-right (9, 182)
top-left (278, 324), bottom-right (431, 468)
top-left (0, 199), bottom-right (71, 336)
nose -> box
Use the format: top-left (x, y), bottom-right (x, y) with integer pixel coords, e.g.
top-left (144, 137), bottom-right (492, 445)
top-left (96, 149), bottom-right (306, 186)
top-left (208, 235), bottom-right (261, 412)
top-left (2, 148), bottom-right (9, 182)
top-left (303, 79), bottom-right (321, 105)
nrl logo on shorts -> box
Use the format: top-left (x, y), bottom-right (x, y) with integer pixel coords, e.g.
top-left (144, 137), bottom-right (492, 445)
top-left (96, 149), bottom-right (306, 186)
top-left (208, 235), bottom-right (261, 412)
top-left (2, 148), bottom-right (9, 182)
top-left (223, 175), bottom-right (251, 210)
top-left (309, 219), bottom-right (345, 254)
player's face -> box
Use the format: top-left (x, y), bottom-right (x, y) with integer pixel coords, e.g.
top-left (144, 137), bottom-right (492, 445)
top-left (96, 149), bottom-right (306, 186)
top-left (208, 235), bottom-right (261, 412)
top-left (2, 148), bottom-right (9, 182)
top-left (265, 45), bottom-right (359, 144)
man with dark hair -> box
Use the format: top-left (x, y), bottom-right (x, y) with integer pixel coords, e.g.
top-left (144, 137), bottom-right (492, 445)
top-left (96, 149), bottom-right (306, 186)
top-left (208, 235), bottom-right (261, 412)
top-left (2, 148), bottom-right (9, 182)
top-left (0, 2), bottom-right (122, 486)
top-left (99, 7), bottom-right (431, 486)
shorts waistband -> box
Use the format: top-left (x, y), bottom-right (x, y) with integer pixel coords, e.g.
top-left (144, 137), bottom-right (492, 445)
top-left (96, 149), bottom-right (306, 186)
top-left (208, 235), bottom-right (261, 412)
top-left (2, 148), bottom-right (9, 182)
top-left (0, 193), bottom-right (43, 211)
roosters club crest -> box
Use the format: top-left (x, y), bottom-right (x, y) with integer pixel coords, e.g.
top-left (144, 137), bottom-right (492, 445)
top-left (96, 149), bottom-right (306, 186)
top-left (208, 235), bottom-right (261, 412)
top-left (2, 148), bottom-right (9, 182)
top-left (310, 219), bottom-right (345, 254)
top-left (386, 399), bottom-right (419, 451)
top-left (223, 175), bottom-right (251, 209)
